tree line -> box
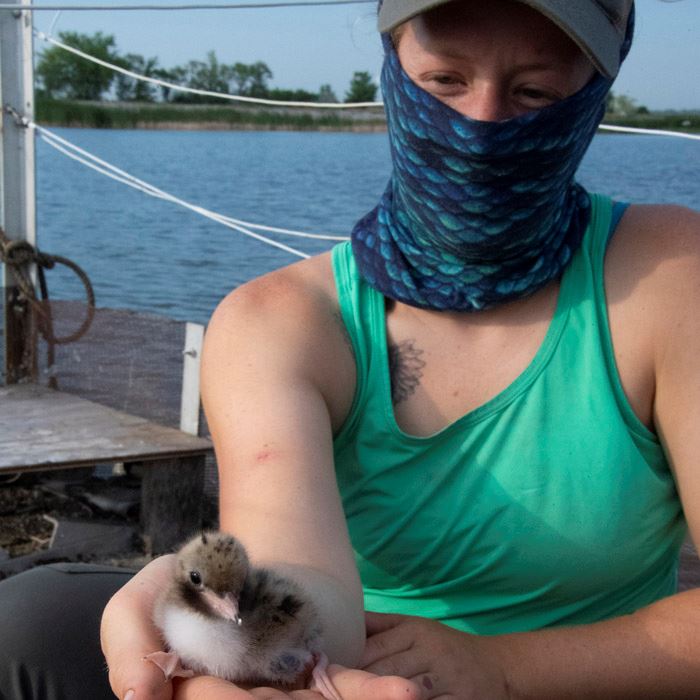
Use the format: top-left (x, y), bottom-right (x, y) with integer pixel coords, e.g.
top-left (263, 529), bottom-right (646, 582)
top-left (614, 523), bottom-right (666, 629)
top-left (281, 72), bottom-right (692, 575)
top-left (36, 31), bottom-right (378, 104)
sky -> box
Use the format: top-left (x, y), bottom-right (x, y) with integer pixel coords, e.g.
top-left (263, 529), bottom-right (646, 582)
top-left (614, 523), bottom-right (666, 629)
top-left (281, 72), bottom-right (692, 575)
top-left (27, 0), bottom-right (700, 111)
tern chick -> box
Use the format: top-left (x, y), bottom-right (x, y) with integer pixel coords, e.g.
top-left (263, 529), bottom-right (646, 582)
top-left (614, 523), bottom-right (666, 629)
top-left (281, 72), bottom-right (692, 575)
top-left (145, 531), bottom-right (341, 699)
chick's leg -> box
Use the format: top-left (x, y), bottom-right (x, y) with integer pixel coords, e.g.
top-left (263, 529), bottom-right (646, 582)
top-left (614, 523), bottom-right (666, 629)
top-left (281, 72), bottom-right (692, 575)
top-left (144, 651), bottom-right (195, 680)
top-left (309, 653), bottom-right (342, 700)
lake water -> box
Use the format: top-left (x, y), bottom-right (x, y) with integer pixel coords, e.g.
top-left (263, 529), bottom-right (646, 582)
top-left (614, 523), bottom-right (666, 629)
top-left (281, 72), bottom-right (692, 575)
top-left (35, 128), bottom-right (700, 326)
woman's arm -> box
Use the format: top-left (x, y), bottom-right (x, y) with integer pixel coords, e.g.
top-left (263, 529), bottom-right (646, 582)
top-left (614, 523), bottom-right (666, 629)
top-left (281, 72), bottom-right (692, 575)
top-left (201, 258), bottom-right (365, 666)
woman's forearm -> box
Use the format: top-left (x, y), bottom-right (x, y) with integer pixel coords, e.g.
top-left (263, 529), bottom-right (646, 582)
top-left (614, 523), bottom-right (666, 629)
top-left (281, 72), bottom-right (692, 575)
top-left (486, 588), bottom-right (700, 699)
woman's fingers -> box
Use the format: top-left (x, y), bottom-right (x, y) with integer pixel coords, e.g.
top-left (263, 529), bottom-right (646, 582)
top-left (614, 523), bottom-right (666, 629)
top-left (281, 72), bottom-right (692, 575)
top-left (361, 617), bottom-right (415, 669)
top-left (328, 664), bottom-right (422, 700)
top-left (175, 675), bottom-right (259, 700)
top-left (362, 648), bottom-right (427, 679)
top-left (408, 674), bottom-right (446, 700)
top-left (364, 611), bottom-right (409, 636)
top-left (101, 555), bottom-right (177, 700)
top-left (108, 659), bottom-right (173, 700)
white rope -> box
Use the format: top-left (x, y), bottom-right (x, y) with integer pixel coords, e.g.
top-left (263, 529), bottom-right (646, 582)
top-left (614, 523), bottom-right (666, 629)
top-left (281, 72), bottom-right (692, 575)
top-left (35, 30), bottom-right (383, 108)
top-left (598, 123), bottom-right (700, 141)
top-left (33, 123), bottom-right (352, 257)
top-left (3, 0), bottom-right (374, 10)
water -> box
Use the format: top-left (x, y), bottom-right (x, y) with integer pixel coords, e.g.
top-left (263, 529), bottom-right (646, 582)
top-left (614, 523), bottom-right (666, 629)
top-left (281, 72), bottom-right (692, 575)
top-left (35, 128), bottom-right (700, 326)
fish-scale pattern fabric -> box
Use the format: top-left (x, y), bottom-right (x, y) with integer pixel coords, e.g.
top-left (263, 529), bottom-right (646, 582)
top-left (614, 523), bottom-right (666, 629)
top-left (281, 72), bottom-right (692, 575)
top-left (351, 12), bottom-right (634, 311)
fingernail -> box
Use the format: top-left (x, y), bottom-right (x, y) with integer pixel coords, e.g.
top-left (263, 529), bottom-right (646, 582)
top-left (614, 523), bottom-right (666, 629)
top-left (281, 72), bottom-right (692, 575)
top-left (124, 690), bottom-right (135, 700)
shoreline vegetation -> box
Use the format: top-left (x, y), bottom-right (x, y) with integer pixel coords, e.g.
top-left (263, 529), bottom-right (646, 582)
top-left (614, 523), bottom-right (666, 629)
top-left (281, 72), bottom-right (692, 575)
top-left (36, 98), bottom-right (700, 133)
top-left (36, 97), bottom-right (388, 132)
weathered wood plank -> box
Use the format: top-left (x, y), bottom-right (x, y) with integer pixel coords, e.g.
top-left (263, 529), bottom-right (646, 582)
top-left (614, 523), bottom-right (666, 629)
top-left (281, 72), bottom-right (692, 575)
top-left (140, 455), bottom-right (206, 555)
top-left (0, 384), bottom-right (211, 473)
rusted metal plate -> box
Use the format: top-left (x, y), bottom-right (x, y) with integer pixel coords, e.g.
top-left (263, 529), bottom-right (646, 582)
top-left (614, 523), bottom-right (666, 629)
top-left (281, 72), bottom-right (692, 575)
top-left (0, 383), bottom-right (212, 473)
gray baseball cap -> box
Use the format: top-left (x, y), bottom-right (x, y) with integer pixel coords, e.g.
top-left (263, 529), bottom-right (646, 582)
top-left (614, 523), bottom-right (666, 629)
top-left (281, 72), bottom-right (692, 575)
top-left (377, 0), bottom-right (634, 78)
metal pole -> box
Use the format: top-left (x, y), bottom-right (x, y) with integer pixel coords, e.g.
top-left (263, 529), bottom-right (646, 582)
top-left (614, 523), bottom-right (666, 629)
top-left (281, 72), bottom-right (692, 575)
top-left (0, 0), bottom-right (36, 384)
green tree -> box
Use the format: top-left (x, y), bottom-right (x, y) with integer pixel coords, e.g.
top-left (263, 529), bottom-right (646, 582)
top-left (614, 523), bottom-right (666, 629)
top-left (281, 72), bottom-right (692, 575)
top-left (114, 53), bottom-right (159, 102)
top-left (228, 61), bottom-right (273, 97)
top-left (606, 91), bottom-right (647, 118)
top-left (246, 61), bottom-right (273, 98)
top-left (318, 84), bottom-right (338, 103)
top-left (36, 31), bottom-right (120, 100)
top-left (267, 88), bottom-right (318, 102)
top-left (344, 71), bottom-right (377, 103)
top-left (153, 66), bottom-right (188, 102)
top-left (187, 51), bottom-right (231, 97)
top-left (169, 51), bottom-right (233, 103)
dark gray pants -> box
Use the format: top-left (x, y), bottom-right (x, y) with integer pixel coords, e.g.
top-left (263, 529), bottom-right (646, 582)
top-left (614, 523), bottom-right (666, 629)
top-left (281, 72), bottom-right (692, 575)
top-left (0, 564), bottom-right (135, 700)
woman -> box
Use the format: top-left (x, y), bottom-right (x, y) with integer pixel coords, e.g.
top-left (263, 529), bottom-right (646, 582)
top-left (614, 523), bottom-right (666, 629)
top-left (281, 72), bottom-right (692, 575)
top-left (6, 0), bottom-right (700, 698)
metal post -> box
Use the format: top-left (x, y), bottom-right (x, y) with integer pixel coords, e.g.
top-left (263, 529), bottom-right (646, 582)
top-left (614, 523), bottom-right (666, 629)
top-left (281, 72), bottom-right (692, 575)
top-left (0, 0), bottom-right (36, 384)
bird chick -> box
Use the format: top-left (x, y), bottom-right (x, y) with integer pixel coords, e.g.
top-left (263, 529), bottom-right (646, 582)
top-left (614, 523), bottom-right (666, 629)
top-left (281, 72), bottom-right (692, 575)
top-left (145, 531), bottom-right (341, 700)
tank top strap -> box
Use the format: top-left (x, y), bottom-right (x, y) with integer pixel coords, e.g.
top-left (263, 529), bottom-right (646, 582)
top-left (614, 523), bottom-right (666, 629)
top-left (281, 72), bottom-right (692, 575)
top-left (581, 193), bottom-right (614, 272)
top-left (331, 240), bottom-right (383, 441)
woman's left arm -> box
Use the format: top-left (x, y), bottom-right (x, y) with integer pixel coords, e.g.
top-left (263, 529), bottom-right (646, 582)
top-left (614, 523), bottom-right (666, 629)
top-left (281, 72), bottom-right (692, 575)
top-left (362, 206), bottom-right (700, 699)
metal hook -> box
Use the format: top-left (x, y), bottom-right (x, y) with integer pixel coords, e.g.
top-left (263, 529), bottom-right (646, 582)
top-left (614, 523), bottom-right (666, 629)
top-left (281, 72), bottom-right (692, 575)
top-left (4, 103), bottom-right (30, 128)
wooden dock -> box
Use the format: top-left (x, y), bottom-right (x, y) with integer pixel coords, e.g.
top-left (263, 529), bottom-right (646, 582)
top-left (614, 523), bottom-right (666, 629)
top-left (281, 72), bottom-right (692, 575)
top-left (0, 383), bottom-right (212, 554)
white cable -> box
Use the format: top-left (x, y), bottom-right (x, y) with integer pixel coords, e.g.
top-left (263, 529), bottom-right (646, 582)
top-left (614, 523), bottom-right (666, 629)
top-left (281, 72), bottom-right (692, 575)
top-left (32, 124), bottom-right (354, 257)
top-left (3, 0), bottom-right (374, 10)
top-left (48, 10), bottom-right (62, 34)
top-left (39, 132), bottom-right (311, 257)
top-left (35, 127), bottom-right (318, 256)
top-left (598, 123), bottom-right (700, 141)
top-left (33, 124), bottom-right (349, 241)
top-left (35, 30), bottom-right (384, 109)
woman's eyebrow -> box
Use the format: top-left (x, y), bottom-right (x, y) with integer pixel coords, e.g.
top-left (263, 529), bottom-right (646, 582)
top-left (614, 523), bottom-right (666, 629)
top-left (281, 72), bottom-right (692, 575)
top-left (421, 47), bottom-right (564, 73)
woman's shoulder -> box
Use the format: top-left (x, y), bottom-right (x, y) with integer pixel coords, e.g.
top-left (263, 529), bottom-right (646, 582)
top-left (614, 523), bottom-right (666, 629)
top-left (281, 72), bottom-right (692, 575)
top-left (208, 252), bottom-right (341, 342)
top-left (606, 202), bottom-right (700, 294)
top-left (205, 251), bottom-right (355, 431)
top-left (606, 201), bottom-right (700, 348)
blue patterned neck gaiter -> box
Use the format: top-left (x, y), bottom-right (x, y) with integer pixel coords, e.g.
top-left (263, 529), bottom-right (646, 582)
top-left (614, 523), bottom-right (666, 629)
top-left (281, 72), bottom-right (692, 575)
top-left (352, 14), bottom-right (633, 311)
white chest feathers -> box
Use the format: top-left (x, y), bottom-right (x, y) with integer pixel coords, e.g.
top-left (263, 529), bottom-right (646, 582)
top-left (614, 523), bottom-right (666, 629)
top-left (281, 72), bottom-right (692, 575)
top-left (157, 603), bottom-right (247, 680)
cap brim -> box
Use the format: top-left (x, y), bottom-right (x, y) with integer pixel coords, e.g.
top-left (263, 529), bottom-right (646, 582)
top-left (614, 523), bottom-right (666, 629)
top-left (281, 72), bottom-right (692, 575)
top-left (378, 0), bottom-right (448, 33)
top-left (377, 0), bottom-right (622, 78)
top-left (518, 0), bottom-right (621, 78)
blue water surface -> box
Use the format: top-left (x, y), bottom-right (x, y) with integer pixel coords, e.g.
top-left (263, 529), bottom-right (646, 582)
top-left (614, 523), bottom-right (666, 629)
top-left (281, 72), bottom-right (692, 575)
top-left (36, 129), bottom-right (699, 325)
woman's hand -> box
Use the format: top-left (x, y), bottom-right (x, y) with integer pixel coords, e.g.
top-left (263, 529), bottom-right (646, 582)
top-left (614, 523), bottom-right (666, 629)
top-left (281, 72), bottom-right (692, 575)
top-left (101, 554), bottom-right (178, 700)
top-left (361, 612), bottom-right (512, 700)
top-left (100, 556), bottom-right (420, 700)
top-left (151, 667), bottom-right (420, 700)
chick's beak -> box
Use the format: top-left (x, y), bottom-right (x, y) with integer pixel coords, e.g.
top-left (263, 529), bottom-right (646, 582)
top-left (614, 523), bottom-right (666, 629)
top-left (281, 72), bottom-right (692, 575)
top-left (203, 589), bottom-right (242, 625)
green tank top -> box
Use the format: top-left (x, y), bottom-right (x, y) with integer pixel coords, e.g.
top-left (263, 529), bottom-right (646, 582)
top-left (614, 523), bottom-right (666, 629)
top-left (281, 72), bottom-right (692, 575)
top-left (331, 193), bottom-right (686, 635)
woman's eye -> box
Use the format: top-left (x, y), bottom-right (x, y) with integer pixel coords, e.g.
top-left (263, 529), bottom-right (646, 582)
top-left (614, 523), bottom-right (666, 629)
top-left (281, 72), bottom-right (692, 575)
top-left (518, 87), bottom-right (559, 106)
top-left (428, 74), bottom-right (461, 87)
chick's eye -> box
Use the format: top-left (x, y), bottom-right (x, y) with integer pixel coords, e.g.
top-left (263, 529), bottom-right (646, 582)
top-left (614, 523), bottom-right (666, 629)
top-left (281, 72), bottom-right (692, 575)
top-left (189, 570), bottom-right (202, 586)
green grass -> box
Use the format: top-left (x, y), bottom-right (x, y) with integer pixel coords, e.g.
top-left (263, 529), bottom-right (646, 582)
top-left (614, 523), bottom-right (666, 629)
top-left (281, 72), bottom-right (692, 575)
top-left (35, 97), bottom-right (387, 131)
top-left (36, 98), bottom-right (700, 134)
top-left (602, 112), bottom-right (700, 133)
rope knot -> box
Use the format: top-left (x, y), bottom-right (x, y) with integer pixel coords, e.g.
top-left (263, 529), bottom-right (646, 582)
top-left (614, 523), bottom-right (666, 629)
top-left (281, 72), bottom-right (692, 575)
top-left (36, 251), bottom-right (56, 269)
top-left (0, 226), bottom-right (95, 347)
top-left (1, 239), bottom-right (36, 267)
